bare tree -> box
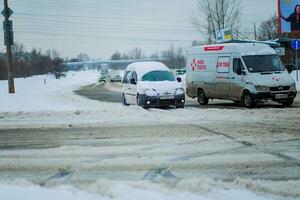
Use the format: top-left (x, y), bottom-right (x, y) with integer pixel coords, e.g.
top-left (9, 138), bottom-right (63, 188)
top-left (257, 13), bottom-right (279, 41)
top-left (191, 0), bottom-right (241, 44)
top-left (77, 53), bottom-right (90, 62)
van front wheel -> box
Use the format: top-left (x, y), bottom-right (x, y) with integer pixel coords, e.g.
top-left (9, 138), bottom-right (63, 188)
top-left (242, 92), bottom-right (255, 108)
top-left (198, 89), bottom-right (209, 105)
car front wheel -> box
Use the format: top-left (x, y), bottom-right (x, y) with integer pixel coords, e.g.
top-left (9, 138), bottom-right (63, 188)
top-left (122, 94), bottom-right (129, 106)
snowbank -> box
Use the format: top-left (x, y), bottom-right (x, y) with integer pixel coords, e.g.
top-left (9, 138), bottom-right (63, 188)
top-left (0, 70), bottom-right (99, 112)
top-left (0, 180), bottom-right (276, 200)
top-left (291, 70), bottom-right (300, 91)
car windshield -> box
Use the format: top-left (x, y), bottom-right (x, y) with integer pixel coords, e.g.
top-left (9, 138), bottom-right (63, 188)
top-left (242, 54), bottom-right (285, 73)
top-left (141, 70), bottom-right (175, 81)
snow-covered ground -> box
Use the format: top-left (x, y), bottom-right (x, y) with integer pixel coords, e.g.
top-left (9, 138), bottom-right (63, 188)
top-left (0, 70), bottom-right (299, 130)
top-left (1, 70), bottom-right (300, 200)
top-left (0, 179), bottom-right (290, 200)
top-left (0, 70), bottom-right (100, 112)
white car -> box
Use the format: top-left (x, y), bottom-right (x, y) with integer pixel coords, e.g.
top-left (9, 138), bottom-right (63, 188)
top-left (122, 62), bottom-right (185, 108)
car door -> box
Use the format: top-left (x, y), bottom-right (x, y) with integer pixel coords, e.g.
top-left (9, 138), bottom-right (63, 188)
top-left (123, 71), bottom-right (133, 104)
top-left (231, 57), bottom-right (246, 101)
top-left (129, 71), bottom-right (138, 104)
top-left (216, 56), bottom-right (231, 99)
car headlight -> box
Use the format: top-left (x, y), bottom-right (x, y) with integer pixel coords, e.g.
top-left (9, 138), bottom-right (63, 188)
top-left (175, 88), bottom-right (185, 95)
top-left (255, 86), bottom-right (269, 92)
top-left (144, 89), bottom-right (158, 97)
top-left (290, 83), bottom-right (297, 91)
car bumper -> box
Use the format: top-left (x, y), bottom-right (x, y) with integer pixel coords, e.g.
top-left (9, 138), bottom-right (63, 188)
top-left (139, 94), bottom-right (185, 108)
top-left (252, 91), bottom-right (297, 102)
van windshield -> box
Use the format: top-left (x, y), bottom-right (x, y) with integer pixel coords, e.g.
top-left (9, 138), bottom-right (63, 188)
top-left (141, 70), bottom-right (175, 82)
top-left (242, 54), bottom-right (285, 73)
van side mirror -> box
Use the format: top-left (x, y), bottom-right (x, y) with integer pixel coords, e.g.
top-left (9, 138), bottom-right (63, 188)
top-left (237, 67), bottom-right (246, 75)
top-left (237, 67), bottom-right (242, 75)
top-left (286, 64), bottom-right (296, 73)
top-left (176, 77), bottom-right (182, 83)
top-left (130, 78), bottom-right (137, 85)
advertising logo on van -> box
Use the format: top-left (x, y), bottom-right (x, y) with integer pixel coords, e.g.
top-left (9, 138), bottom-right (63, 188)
top-left (191, 59), bottom-right (207, 71)
top-left (272, 76), bottom-right (281, 81)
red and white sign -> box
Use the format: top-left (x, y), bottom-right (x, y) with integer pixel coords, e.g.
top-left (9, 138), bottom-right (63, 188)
top-left (204, 46), bottom-right (224, 51)
top-left (191, 58), bottom-right (207, 71)
top-left (217, 57), bottom-right (230, 73)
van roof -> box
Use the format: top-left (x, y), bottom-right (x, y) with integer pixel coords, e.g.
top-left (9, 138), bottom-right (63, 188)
top-left (188, 43), bottom-right (276, 56)
top-left (126, 62), bottom-right (169, 77)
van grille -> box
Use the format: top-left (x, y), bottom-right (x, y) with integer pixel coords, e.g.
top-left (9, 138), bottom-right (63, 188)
top-left (269, 86), bottom-right (290, 91)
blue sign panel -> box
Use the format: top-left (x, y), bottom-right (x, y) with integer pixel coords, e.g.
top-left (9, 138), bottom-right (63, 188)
top-left (292, 39), bottom-right (300, 49)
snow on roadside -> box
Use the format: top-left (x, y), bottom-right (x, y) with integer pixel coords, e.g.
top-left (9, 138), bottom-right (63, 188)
top-left (291, 70), bottom-right (300, 91)
top-left (0, 70), bottom-right (100, 112)
top-left (0, 180), bottom-right (278, 200)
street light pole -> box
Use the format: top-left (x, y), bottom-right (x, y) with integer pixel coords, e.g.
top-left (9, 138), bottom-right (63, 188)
top-left (3, 0), bottom-right (15, 93)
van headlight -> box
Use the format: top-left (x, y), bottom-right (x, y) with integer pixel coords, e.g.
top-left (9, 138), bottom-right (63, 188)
top-left (175, 88), bottom-right (185, 95)
top-left (255, 86), bottom-right (269, 92)
top-left (290, 83), bottom-right (297, 91)
top-left (144, 89), bottom-right (158, 97)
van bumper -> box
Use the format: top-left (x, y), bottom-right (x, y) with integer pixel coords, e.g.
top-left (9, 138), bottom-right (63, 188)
top-left (252, 91), bottom-right (297, 102)
top-left (139, 94), bottom-right (185, 108)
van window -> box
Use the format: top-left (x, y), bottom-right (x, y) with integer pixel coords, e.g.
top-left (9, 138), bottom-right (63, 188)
top-left (217, 56), bottom-right (230, 73)
top-left (233, 58), bottom-right (244, 74)
top-left (242, 54), bottom-right (285, 73)
top-left (122, 71), bottom-right (131, 83)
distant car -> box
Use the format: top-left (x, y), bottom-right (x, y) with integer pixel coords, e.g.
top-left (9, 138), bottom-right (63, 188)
top-left (122, 62), bottom-right (185, 109)
top-left (109, 70), bottom-right (122, 82)
top-left (99, 72), bottom-right (107, 82)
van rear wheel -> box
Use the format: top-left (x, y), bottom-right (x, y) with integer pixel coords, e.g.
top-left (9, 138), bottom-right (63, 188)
top-left (198, 89), bottom-right (209, 105)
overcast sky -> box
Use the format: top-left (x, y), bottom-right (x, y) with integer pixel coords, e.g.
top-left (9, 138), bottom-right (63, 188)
top-left (0, 0), bottom-right (277, 59)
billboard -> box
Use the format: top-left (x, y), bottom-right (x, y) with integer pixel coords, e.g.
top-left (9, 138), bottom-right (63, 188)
top-left (215, 27), bottom-right (233, 43)
top-left (279, 0), bottom-right (300, 33)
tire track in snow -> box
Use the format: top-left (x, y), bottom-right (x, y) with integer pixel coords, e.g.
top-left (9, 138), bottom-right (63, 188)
top-left (195, 126), bottom-right (300, 166)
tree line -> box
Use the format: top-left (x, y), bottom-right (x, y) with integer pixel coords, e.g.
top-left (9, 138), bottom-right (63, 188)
top-left (109, 46), bottom-right (186, 70)
top-left (0, 43), bottom-right (67, 80)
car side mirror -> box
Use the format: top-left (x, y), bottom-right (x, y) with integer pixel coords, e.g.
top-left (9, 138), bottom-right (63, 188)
top-left (177, 77), bottom-right (182, 83)
top-left (130, 78), bottom-right (137, 85)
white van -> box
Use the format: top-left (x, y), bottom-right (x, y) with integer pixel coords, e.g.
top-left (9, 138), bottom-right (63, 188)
top-left (122, 62), bottom-right (185, 108)
top-left (186, 43), bottom-right (297, 108)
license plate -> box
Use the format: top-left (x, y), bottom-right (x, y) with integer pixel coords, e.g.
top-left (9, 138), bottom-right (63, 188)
top-left (160, 95), bottom-right (174, 100)
top-left (275, 93), bottom-right (288, 99)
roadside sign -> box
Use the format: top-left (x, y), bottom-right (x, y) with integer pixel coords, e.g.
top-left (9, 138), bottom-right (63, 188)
top-left (216, 27), bottom-right (233, 43)
top-left (1, 7), bottom-right (13, 18)
top-left (292, 39), bottom-right (300, 49)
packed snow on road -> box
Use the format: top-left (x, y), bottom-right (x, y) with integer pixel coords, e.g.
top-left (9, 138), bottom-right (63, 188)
top-left (1, 70), bottom-right (300, 200)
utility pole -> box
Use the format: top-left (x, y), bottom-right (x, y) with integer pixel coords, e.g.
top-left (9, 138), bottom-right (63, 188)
top-left (2, 0), bottom-right (15, 93)
top-left (254, 22), bottom-right (257, 41)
